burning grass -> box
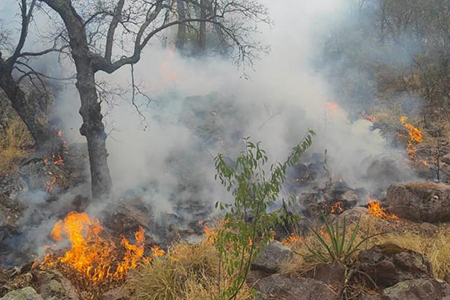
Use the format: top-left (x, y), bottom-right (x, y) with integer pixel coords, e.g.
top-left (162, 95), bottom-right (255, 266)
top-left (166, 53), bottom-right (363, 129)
top-left (399, 116), bottom-right (424, 161)
top-left (0, 117), bottom-right (32, 176)
top-left (367, 199), bottom-right (398, 220)
top-left (40, 212), bottom-right (151, 290)
top-left (123, 239), bottom-right (252, 300)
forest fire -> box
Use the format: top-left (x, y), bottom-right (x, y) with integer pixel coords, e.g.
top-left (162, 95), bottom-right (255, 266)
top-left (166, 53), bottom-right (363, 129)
top-left (330, 201), bottom-right (344, 214)
top-left (360, 111), bottom-right (376, 122)
top-left (399, 116), bottom-right (423, 160)
top-left (326, 102), bottom-right (339, 112)
top-left (281, 234), bottom-right (301, 245)
top-left (368, 199), bottom-right (398, 220)
top-left (40, 212), bottom-right (149, 284)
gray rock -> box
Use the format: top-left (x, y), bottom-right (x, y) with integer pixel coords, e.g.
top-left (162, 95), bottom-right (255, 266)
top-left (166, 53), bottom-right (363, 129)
top-left (307, 262), bottom-right (345, 287)
top-left (0, 173), bottom-right (27, 200)
top-left (385, 182), bottom-right (450, 223)
top-left (38, 271), bottom-right (79, 300)
top-left (40, 280), bottom-right (65, 298)
top-left (442, 154), bottom-right (450, 165)
top-left (357, 295), bottom-right (385, 300)
top-left (255, 274), bottom-right (338, 300)
top-left (358, 243), bottom-right (432, 288)
top-left (0, 287), bottom-right (43, 300)
top-left (383, 279), bottom-right (450, 300)
top-left (252, 241), bottom-right (293, 273)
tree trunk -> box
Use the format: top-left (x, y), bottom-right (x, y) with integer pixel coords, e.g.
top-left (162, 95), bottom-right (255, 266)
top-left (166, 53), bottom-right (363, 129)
top-left (199, 0), bottom-right (207, 53)
top-left (0, 56), bottom-right (59, 153)
top-left (40, 0), bottom-right (112, 200)
top-left (175, 0), bottom-right (186, 50)
top-left (208, 1), bottom-right (227, 56)
top-left (76, 63), bottom-right (112, 200)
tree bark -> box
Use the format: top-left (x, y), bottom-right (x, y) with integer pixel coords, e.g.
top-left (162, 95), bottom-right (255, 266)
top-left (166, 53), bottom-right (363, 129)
top-left (39, 0), bottom-right (112, 200)
top-left (199, 0), bottom-right (207, 53)
top-left (0, 56), bottom-right (59, 153)
top-left (175, 0), bottom-right (187, 50)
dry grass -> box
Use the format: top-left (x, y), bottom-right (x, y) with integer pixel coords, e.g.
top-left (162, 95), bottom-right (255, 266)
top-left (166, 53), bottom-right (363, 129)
top-left (123, 239), bottom-right (252, 300)
top-left (375, 225), bottom-right (450, 281)
top-left (0, 117), bottom-right (32, 176)
top-left (281, 214), bottom-right (450, 283)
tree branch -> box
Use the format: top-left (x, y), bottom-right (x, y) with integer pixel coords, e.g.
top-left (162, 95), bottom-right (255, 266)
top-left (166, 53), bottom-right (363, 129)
top-left (8, 0), bottom-right (37, 66)
top-left (105, 0), bottom-right (125, 62)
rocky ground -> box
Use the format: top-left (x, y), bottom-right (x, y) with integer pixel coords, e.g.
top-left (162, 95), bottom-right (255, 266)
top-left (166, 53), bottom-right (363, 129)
top-left (2, 93), bottom-right (450, 299)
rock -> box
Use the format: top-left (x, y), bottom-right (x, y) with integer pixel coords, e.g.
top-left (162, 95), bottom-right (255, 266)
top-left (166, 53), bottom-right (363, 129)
top-left (442, 154), bottom-right (450, 165)
top-left (335, 207), bottom-right (369, 224)
top-left (358, 243), bottom-right (432, 288)
top-left (246, 270), bottom-right (271, 288)
top-left (255, 274), bottom-right (338, 300)
top-left (383, 279), bottom-right (450, 300)
top-left (385, 182), bottom-right (450, 223)
top-left (0, 287), bottom-right (43, 300)
top-left (101, 287), bottom-right (126, 300)
top-left (103, 201), bottom-right (152, 234)
top-left (40, 280), bottom-right (65, 297)
top-left (0, 173), bottom-right (27, 200)
top-left (306, 262), bottom-right (345, 288)
top-left (37, 271), bottom-right (79, 300)
top-left (357, 294), bottom-right (385, 300)
top-left (252, 241), bottom-right (293, 273)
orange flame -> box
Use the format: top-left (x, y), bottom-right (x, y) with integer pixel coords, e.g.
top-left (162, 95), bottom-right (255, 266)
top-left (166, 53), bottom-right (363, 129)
top-left (281, 234), bottom-right (301, 245)
top-left (360, 111), bottom-right (376, 122)
top-left (399, 117), bottom-right (423, 161)
top-left (368, 198), bottom-right (398, 220)
top-left (330, 201), bottom-right (344, 214)
top-left (326, 102), bottom-right (338, 112)
top-left (42, 212), bottom-right (146, 283)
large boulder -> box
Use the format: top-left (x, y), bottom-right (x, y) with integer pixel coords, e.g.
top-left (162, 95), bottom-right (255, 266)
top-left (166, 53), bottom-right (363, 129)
top-left (252, 241), bottom-right (294, 273)
top-left (383, 278), bottom-right (450, 300)
top-left (385, 182), bottom-right (450, 223)
top-left (0, 287), bottom-right (43, 300)
top-left (306, 262), bottom-right (346, 288)
top-left (255, 274), bottom-right (338, 300)
top-left (358, 243), bottom-right (432, 288)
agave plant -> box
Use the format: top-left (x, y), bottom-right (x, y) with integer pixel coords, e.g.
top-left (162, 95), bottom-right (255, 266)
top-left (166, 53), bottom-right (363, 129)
top-left (306, 215), bottom-right (377, 264)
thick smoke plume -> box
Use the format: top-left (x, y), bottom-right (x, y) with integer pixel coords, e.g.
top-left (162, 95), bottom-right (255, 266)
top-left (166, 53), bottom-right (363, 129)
top-left (0, 0), bottom-right (419, 263)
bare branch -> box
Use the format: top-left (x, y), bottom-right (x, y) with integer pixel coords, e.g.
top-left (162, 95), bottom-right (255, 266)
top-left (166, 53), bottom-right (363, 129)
top-left (8, 0), bottom-right (37, 65)
top-left (105, 0), bottom-right (125, 62)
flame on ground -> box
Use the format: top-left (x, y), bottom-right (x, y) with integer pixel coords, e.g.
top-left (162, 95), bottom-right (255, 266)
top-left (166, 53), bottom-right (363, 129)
top-left (326, 102), bottom-right (339, 112)
top-left (281, 234), bottom-right (301, 245)
top-left (399, 116), bottom-right (423, 161)
top-left (368, 198), bottom-right (398, 220)
top-left (330, 201), bottom-right (344, 214)
top-left (44, 130), bottom-right (67, 193)
top-left (42, 212), bottom-right (150, 283)
top-left (360, 111), bottom-right (376, 122)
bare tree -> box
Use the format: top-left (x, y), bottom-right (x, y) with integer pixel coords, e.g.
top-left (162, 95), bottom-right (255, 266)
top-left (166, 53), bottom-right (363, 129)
top-left (36, 0), bottom-right (270, 200)
top-left (175, 0), bottom-right (187, 49)
top-left (0, 0), bottom-right (66, 153)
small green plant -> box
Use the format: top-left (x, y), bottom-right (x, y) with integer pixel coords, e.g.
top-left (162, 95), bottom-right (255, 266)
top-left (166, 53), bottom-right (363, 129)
top-left (213, 130), bottom-right (315, 300)
top-left (306, 216), bottom-right (377, 264)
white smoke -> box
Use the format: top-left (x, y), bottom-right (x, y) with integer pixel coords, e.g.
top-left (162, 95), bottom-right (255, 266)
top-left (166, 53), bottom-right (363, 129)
top-left (2, 0), bottom-right (415, 220)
